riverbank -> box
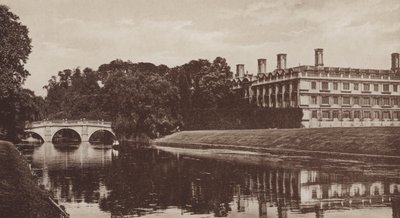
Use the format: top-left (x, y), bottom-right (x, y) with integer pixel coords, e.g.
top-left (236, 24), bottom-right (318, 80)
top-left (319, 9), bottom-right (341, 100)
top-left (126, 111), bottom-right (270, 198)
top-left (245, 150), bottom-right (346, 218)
top-left (154, 127), bottom-right (400, 158)
top-left (0, 140), bottom-right (67, 217)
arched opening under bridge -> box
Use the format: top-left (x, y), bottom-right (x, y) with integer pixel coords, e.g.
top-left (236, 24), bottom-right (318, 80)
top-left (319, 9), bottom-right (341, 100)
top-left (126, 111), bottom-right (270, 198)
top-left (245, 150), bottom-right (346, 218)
top-left (88, 130), bottom-right (115, 145)
top-left (52, 128), bottom-right (82, 144)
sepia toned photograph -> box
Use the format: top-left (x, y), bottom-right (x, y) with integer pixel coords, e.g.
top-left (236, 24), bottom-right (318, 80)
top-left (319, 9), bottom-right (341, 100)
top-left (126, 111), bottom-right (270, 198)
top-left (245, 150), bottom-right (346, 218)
top-left (0, 0), bottom-right (400, 217)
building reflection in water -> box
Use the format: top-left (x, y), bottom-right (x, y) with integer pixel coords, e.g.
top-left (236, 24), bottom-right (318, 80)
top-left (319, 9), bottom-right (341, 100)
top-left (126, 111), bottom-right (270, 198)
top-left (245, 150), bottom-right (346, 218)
top-left (22, 145), bottom-right (400, 218)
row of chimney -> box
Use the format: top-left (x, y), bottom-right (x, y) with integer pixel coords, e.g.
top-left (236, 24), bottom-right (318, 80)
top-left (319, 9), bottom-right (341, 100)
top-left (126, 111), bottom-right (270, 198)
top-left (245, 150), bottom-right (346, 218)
top-left (236, 49), bottom-right (400, 78)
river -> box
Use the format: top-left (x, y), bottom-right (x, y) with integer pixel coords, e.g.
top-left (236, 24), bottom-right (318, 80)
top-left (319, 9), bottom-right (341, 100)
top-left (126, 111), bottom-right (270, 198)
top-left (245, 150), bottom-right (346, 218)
top-left (20, 142), bottom-right (400, 218)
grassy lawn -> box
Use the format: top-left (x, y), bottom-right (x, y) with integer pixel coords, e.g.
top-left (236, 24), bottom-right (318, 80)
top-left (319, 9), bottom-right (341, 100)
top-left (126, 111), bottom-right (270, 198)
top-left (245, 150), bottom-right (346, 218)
top-left (0, 140), bottom-right (63, 217)
top-left (155, 127), bottom-right (400, 157)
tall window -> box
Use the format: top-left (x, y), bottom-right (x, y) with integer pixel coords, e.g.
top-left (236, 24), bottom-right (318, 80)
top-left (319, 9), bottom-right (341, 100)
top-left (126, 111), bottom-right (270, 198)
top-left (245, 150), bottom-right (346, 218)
top-left (394, 84), bottom-right (398, 92)
top-left (343, 97), bottom-right (350, 105)
top-left (322, 96), bottom-right (329, 104)
top-left (322, 82), bottom-right (329, 90)
top-left (394, 111), bottom-right (399, 120)
top-left (363, 84), bottom-right (370, 91)
top-left (383, 84), bottom-right (389, 92)
top-left (343, 111), bottom-right (350, 119)
top-left (354, 111), bottom-right (360, 119)
top-left (333, 111), bottom-right (339, 119)
top-left (333, 82), bottom-right (338, 90)
top-left (383, 98), bottom-right (390, 105)
top-left (333, 96), bottom-right (339, 104)
top-left (343, 83), bottom-right (350, 90)
top-left (354, 83), bottom-right (359, 90)
top-left (364, 111), bottom-right (371, 119)
top-left (322, 111), bottom-right (330, 119)
top-left (373, 98), bottom-right (379, 105)
top-left (311, 96), bottom-right (317, 104)
top-left (374, 84), bottom-right (379, 92)
top-left (374, 111), bottom-right (380, 119)
top-left (312, 189), bottom-right (318, 199)
top-left (311, 82), bottom-right (317, 89)
top-left (383, 111), bottom-right (390, 119)
top-left (363, 97), bottom-right (370, 105)
top-left (353, 97), bottom-right (359, 105)
top-left (312, 111), bottom-right (318, 118)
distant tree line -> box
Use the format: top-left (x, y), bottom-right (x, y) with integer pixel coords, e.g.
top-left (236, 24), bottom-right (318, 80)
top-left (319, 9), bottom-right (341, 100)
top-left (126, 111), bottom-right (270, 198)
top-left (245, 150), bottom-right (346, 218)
top-left (42, 57), bottom-right (302, 142)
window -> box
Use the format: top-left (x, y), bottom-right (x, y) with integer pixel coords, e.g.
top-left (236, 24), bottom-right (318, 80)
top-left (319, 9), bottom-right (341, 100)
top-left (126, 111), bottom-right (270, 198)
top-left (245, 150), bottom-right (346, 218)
top-left (353, 97), bottom-right (359, 105)
top-left (363, 97), bottom-right (370, 105)
top-left (383, 111), bottom-right (390, 119)
top-left (373, 98), bottom-right (379, 105)
top-left (333, 96), bottom-right (339, 104)
top-left (311, 96), bottom-right (317, 104)
top-left (322, 111), bottom-right (330, 119)
top-left (312, 189), bottom-right (318, 199)
top-left (343, 83), bottom-right (350, 90)
top-left (364, 111), bottom-right (371, 119)
top-left (374, 111), bottom-right (380, 119)
top-left (354, 83), bottom-right (359, 90)
top-left (383, 98), bottom-right (390, 105)
top-left (333, 82), bottom-right (338, 90)
top-left (312, 111), bottom-right (318, 118)
top-left (383, 84), bottom-right (389, 92)
top-left (311, 82), bottom-right (317, 89)
top-left (343, 97), bottom-right (350, 105)
top-left (343, 111), bottom-right (350, 119)
top-left (394, 98), bottom-right (399, 106)
top-left (374, 84), bottom-right (379, 92)
top-left (394, 111), bottom-right (399, 119)
top-left (394, 84), bottom-right (398, 92)
top-left (322, 82), bottom-right (329, 90)
top-left (374, 186), bottom-right (380, 196)
top-left (354, 187), bottom-right (360, 196)
top-left (363, 84), bottom-right (370, 91)
top-left (354, 111), bottom-right (360, 119)
top-left (322, 96), bottom-right (329, 104)
top-left (333, 111), bottom-right (339, 119)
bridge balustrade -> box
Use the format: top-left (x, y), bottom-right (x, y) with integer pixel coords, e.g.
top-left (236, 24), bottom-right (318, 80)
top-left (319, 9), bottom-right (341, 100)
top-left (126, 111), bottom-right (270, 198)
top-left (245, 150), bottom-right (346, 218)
top-left (27, 120), bottom-right (112, 129)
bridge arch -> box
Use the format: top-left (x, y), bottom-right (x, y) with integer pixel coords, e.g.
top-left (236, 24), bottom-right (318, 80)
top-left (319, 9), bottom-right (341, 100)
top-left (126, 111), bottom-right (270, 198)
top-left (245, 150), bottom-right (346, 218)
top-left (24, 131), bottom-right (45, 143)
top-left (88, 129), bottom-right (116, 144)
top-left (51, 128), bottom-right (82, 143)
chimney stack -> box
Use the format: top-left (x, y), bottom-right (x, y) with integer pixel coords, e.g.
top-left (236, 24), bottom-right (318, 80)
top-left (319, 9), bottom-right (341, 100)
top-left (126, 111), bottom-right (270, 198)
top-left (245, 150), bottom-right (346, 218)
top-left (258, 59), bottom-right (267, 74)
top-left (392, 53), bottom-right (400, 71)
top-left (315, 48), bottom-right (324, 67)
top-left (277, 54), bottom-right (287, 70)
top-left (236, 64), bottom-right (245, 78)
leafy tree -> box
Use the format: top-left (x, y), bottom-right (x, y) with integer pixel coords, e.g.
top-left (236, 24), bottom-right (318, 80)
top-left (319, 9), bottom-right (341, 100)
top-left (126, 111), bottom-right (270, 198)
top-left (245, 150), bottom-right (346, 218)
top-left (99, 61), bottom-right (180, 141)
top-left (0, 5), bottom-right (33, 141)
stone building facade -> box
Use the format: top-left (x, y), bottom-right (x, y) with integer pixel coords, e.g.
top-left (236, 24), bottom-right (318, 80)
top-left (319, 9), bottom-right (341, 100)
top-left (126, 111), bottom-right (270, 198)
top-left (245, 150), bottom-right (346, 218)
top-left (231, 49), bottom-right (400, 128)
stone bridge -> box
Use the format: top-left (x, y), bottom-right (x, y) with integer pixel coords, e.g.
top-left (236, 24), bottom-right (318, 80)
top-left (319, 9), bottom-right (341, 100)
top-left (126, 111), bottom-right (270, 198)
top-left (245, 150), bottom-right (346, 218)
top-left (25, 120), bottom-right (115, 143)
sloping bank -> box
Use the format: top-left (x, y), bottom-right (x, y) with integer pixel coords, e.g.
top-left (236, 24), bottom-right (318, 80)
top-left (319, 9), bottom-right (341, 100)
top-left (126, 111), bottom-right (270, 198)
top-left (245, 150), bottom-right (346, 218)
top-left (154, 127), bottom-right (400, 159)
top-left (0, 140), bottom-right (68, 217)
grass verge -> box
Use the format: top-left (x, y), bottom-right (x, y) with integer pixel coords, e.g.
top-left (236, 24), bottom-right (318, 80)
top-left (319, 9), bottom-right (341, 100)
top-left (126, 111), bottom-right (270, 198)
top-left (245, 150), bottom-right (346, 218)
top-left (154, 127), bottom-right (400, 157)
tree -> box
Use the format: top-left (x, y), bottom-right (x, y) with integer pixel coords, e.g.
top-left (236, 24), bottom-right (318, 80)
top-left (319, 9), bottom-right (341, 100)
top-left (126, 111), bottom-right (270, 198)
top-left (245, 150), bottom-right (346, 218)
top-left (99, 61), bottom-right (180, 141)
top-left (0, 5), bottom-right (33, 141)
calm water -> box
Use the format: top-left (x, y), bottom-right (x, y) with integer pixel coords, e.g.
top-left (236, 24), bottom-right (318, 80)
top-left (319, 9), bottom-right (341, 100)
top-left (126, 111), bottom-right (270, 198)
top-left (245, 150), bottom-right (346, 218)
top-left (20, 142), bottom-right (400, 218)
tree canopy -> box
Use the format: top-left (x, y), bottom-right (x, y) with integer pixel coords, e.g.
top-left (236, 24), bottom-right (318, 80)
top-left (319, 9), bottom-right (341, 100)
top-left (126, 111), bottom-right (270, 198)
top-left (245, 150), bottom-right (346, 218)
top-left (0, 5), bottom-right (39, 141)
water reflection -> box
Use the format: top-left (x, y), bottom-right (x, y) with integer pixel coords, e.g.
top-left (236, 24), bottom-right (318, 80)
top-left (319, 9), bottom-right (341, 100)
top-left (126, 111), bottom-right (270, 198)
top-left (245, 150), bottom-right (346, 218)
top-left (21, 143), bottom-right (400, 217)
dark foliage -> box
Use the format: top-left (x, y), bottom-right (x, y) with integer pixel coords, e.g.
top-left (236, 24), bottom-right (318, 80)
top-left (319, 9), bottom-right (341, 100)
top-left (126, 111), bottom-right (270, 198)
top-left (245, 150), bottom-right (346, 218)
top-left (184, 104), bottom-right (303, 130)
top-left (0, 5), bottom-right (42, 141)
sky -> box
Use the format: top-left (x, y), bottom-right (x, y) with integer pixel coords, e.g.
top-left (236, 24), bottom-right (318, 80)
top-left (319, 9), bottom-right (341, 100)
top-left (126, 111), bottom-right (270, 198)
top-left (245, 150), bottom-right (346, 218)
top-left (2, 0), bottom-right (400, 96)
